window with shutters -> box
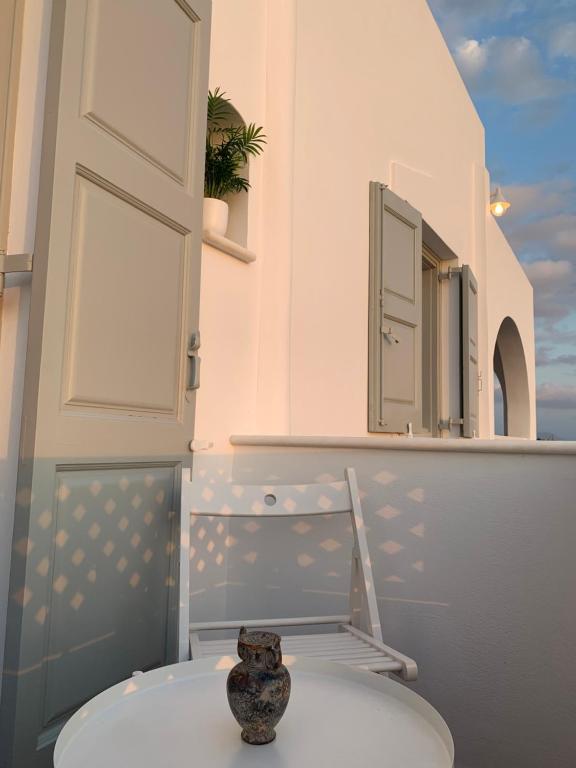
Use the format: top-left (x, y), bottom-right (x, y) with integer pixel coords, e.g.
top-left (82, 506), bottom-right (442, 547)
top-left (368, 182), bottom-right (479, 437)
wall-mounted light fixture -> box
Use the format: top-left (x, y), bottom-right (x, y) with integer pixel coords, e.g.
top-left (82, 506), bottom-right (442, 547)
top-left (490, 186), bottom-right (511, 217)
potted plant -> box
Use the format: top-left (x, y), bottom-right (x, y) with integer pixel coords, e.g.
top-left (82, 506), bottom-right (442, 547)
top-left (204, 88), bottom-right (266, 237)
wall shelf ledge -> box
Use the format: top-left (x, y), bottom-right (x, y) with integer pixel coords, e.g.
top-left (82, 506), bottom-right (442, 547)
top-left (202, 230), bottom-right (256, 263)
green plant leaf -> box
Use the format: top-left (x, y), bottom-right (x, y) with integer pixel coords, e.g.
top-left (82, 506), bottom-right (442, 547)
top-left (204, 87), bottom-right (266, 199)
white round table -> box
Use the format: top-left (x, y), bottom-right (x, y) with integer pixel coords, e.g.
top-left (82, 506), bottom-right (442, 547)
top-left (54, 657), bottom-right (454, 768)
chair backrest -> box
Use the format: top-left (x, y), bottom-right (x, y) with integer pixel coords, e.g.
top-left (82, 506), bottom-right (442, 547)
top-left (179, 467), bottom-right (382, 660)
top-left (182, 473), bottom-right (353, 518)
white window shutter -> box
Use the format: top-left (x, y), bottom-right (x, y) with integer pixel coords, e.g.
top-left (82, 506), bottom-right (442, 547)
top-left (461, 265), bottom-right (479, 438)
top-left (369, 183), bottom-right (423, 433)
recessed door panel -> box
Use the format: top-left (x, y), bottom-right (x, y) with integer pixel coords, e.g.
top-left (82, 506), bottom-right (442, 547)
top-left (43, 465), bottom-right (175, 725)
top-left (81, 0), bottom-right (198, 182)
top-left (381, 320), bottom-right (416, 405)
top-left (63, 173), bottom-right (187, 416)
top-left (382, 206), bottom-right (416, 303)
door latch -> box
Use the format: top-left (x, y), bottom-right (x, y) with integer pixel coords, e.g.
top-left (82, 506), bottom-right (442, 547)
top-left (381, 327), bottom-right (400, 344)
top-left (0, 252), bottom-right (33, 296)
top-left (187, 331), bottom-right (201, 390)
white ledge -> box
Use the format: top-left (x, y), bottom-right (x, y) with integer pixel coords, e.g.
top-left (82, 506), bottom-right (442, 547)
top-left (202, 230), bottom-right (256, 263)
top-left (230, 434), bottom-right (576, 456)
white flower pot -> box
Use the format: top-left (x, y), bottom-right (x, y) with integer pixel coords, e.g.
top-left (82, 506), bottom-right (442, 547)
top-left (203, 198), bottom-right (229, 237)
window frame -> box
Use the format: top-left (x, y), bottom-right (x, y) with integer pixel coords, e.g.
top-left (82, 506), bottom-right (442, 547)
top-left (368, 182), bottom-right (469, 438)
top-left (421, 245), bottom-right (441, 436)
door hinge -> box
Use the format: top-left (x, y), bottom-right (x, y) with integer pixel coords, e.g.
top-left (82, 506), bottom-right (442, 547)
top-left (438, 417), bottom-right (464, 430)
top-left (438, 266), bottom-right (462, 282)
top-left (0, 252), bottom-right (33, 296)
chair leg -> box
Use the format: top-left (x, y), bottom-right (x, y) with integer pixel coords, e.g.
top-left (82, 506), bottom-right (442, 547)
top-left (190, 631), bottom-right (203, 660)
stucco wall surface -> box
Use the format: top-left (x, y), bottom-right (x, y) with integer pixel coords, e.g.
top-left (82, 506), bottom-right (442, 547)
top-left (196, 0), bottom-right (536, 446)
top-left (289, 0), bottom-right (484, 436)
top-left (0, 0), bottom-right (51, 701)
top-left (195, 0), bottom-right (301, 449)
top-left (189, 445), bottom-right (576, 768)
top-left (194, 0), bottom-right (267, 452)
top-left (485, 217), bottom-right (537, 437)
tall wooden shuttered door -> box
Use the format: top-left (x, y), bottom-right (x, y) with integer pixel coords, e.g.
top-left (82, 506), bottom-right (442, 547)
top-left (369, 183), bottom-right (423, 433)
top-left (0, 1), bottom-right (211, 765)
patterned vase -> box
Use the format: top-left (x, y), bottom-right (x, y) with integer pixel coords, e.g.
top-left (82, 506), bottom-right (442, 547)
top-left (226, 627), bottom-right (291, 745)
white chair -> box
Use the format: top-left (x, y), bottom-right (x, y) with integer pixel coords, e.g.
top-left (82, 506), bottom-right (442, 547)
top-left (179, 467), bottom-right (417, 681)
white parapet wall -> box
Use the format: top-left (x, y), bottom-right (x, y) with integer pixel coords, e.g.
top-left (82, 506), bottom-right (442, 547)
top-left (188, 438), bottom-right (576, 768)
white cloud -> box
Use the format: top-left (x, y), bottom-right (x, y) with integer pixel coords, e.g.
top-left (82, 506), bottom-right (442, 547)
top-left (507, 214), bottom-right (576, 259)
top-left (537, 383), bottom-right (576, 409)
top-left (521, 259), bottom-right (574, 319)
top-left (556, 228), bottom-right (576, 250)
top-left (455, 39), bottom-right (488, 76)
top-left (554, 354), bottom-right (576, 365)
top-left (524, 259), bottom-right (572, 284)
top-left (431, 0), bottom-right (523, 16)
top-left (537, 347), bottom-right (576, 366)
top-left (504, 179), bottom-right (575, 219)
top-left (499, 180), bottom-right (576, 323)
top-left (454, 36), bottom-right (571, 104)
top-left (428, 0), bottom-right (528, 44)
top-left (549, 21), bottom-right (576, 57)
top-left (536, 346), bottom-right (553, 365)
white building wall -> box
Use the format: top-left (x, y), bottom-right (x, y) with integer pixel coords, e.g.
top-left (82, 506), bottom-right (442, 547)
top-left (289, 0), bottom-right (483, 436)
top-left (196, 0), bottom-right (536, 445)
top-left (0, 0), bottom-right (51, 699)
top-left (193, 0), bottom-right (266, 453)
top-left (485, 217), bottom-right (537, 437)
top-left (195, 0), bottom-right (297, 450)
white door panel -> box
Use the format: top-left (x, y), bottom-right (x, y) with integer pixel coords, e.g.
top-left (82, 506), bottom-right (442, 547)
top-left (0, 1), bottom-right (211, 765)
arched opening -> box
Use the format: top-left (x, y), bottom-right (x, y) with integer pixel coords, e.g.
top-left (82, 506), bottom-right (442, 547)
top-left (493, 317), bottom-right (530, 438)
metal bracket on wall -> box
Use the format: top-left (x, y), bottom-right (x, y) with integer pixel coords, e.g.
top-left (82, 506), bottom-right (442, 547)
top-left (437, 266), bottom-right (462, 282)
top-left (438, 417), bottom-right (464, 431)
top-left (0, 252), bottom-right (33, 296)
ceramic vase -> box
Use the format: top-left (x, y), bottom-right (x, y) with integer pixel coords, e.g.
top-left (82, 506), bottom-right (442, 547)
top-left (203, 197), bottom-right (229, 236)
top-left (226, 627), bottom-right (291, 745)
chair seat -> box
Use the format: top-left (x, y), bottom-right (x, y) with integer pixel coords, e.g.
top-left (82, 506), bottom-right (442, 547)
top-left (192, 624), bottom-right (407, 675)
top-left (181, 469), bottom-right (418, 682)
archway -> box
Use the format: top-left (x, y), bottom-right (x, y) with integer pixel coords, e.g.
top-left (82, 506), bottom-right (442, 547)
top-left (493, 317), bottom-right (531, 438)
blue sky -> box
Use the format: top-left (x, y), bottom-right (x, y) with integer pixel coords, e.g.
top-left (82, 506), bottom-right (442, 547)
top-left (428, 0), bottom-right (576, 439)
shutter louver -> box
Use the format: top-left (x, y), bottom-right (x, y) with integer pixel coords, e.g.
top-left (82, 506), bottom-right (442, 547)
top-left (461, 265), bottom-right (479, 438)
top-left (369, 183), bottom-right (423, 433)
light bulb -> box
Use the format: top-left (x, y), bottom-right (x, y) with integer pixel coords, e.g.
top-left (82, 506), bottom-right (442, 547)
top-left (490, 186), bottom-right (511, 217)
top-left (492, 202), bottom-right (505, 217)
